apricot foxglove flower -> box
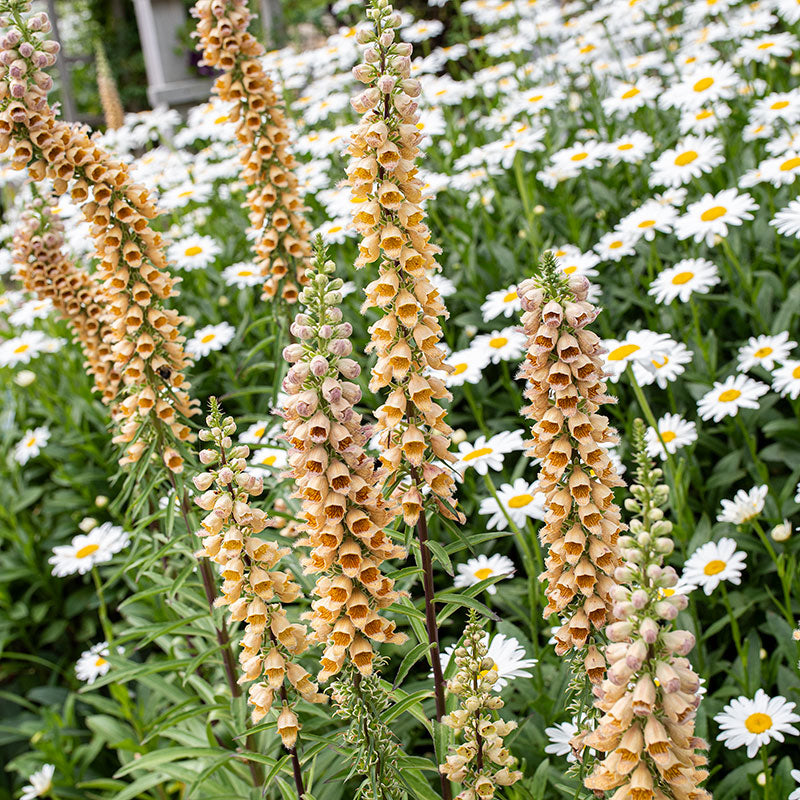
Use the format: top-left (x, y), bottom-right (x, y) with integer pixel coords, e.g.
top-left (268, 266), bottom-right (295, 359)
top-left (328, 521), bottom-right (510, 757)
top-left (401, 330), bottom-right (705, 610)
top-left (516, 251), bottom-right (625, 665)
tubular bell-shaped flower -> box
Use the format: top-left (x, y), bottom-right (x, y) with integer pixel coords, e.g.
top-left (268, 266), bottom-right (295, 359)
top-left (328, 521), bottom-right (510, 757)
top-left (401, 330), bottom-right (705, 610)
top-left (440, 610), bottom-right (522, 799)
top-left (0, 0), bottom-right (198, 473)
top-left (583, 420), bottom-right (710, 800)
top-left (94, 41), bottom-right (123, 131)
top-left (346, 0), bottom-right (459, 524)
top-left (195, 398), bottom-right (326, 742)
top-left (12, 188), bottom-right (119, 402)
top-left (280, 241), bottom-right (407, 682)
top-left (191, 0), bottom-right (312, 304)
top-left (517, 251), bottom-right (625, 672)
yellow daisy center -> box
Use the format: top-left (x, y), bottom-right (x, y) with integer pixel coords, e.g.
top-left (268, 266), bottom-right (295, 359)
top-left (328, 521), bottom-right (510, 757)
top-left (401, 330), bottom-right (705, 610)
top-left (792, 365), bottom-right (800, 379)
top-left (661, 430), bottom-right (677, 443)
top-left (753, 346), bottom-right (773, 358)
top-left (474, 567), bottom-right (494, 580)
top-left (76, 544), bottom-right (100, 559)
top-left (718, 389), bottom-right (741, 402)
top-left (26, 436), bottom-right (37, 447)
top-left (696, 110), bottom-right (713, 120)
top-left (571, 152), bottom-right (589, 161)
top-left (638, 219), bottom-right (656, 229)
top-left (608, 239), bottom-right (624, 249)
top-left (757, 41), bottom-right (774, 50)
top-left (177, 190), bottom-right (194, 198)
top-left (237, 270), bottom-right (254, 277)
top-left (671, 271), bottom-right (695, 285)
top-left (95, 657), bottom-right (108, 667)
top-left (745, 712), bottom-right (772, 733)
top-left (200, 333), bottom-right (216, 343)
top-left (13, 344), bottom-right (30, 354)
top-left (652, 355), bottom-right (669, 369)
top-left (621, 87), bottom-right (640, 99)
top-left (463, 447), bottom-right (493, 461)
top-left (700, 205), bottom-right (727, 221)
top-left (674, 150), bottom-right (698, 166)
top-left (693, 77), bottom-right (714, 92)
top-left (779, 157), bottom-right (800, 171)
top-left (618, 143), bottom-right (634, 151)
top-left (478, 662), bottom-right (499, 678)
top-left (260, 455), bottom-right (277, 466)
top-left (771, 100), bottom-right (790, 110)
top-left (184, 245), bottom-right (203, 257)
top-left (453, 363), bottom-right (468, 375)
top-left (504, 290), bottom-right (518, 302)
top-left (608, 343), bottom-right (640, 360)
top-left (489, 336), bottom-right (509, 349)
top-left (508, 493), bottom-right (533, 509)
top-left (703, 559), bottom-right (726, 575)
top-left (529, 94), bottom-right (544, 103)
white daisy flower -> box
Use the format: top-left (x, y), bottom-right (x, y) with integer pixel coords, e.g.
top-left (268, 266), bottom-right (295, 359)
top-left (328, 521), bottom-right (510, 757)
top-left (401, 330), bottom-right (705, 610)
top-left (480, 285), bottom-right (521, 322)
top-left (697, 374), bottom-right (768, 422)
top-left (13, 425), bottom-right (50, 465)
top-left (601, 330), bottom-right (673, 382)
top-left (750, 91), bottom-right (800, 126)
top-left (455, 430), bottom-right (524, 475)
top-left (186, 322), bottom-right (235, 359)
top-left (544, 721), bottom-right (581, 763)
top-left (675, 189), bottom-right (758, 246)
top-left (453, 553), bottom-right (515, 594)
top-left (315, 218), bottom-right (353, 244)
top-left (49, 522), bottom-right (131, 577)
top-left (552, 246), bottom-right (600, 279)
top-left (437, 347), bottom-right (490, 387)
top-left (239, 419), bottom-right (278, 445)
top-left (714, 690), bottom-right (800, 757)
top-left (736, 332), bottom-right (796, 373)
top-left (479, 478), bottom-right (546, 530)
top-left (681, 537), bottom-right (746, 595)
top-left (633, 341), bottom-right (693, 389)
top-left (758, 151), bottom-right (800, 187)
top-left (20, 764), bottom-right (54, 800)
top-left (551, 140), bottom-right (605, 172)
top-left (648, 135), bottom-right (724, 188)
top-left (160, 181), bottom-right (214, 210)
top-left (645, 414), bottom-right (697, 460)
top-left (439, 631), bottom-right (536, 690)
top-left (617, 201), bottom-right (678, 242)
top-left (770, 198), bottom-right (800, 238)
top-left (594, 230), bottom-right (638, 262)
top-left (75, 641), bottom-right (112, 685)
top-left (604, 131), bottom-right (655, 164)
top-left (736, 32), bottom-right (799, 65)
top-left (772, 360), bottom-right (800, 399)
top-left (790, 768), bottom-right (800, 800)
top-left (221, 261), bottom-right (262, 289)
top-left (601, 77), bottom-right (660, 116)
top-left (167, 234), bottom-right (222, 271)
top-left (471, 327), bottom-right (526, 364)
top-left (717, 485), bottom-right (768, 526)
top-left (679, 104), bottom-right (731, 135)
top-left (648, 258), bottom-right (719, 304)
top-left (9, 298), bottom-right (53, 327)
top-left (249, 447), bottom-right (288, 470)
top-left (0, 330), bottom-right (49, 367)
top-left (403, 18), bottom-right (444, 41)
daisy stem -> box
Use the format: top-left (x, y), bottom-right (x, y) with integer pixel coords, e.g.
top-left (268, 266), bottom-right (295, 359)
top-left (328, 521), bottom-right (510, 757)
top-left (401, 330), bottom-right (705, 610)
top-left (761, 746), bottom-right (772, 800)
top-left (733, 412), bottom-right (770, 486)
top-left (750, 519), bottom-right (795, 628)
top-left (91, 567), bottom-right (114, 645)
top-left (688, 297), bottom-right (713, 378)
top-left (463, 383), bottom-right (490, 437)
top-left (719, 582), bottom-right (748, 689)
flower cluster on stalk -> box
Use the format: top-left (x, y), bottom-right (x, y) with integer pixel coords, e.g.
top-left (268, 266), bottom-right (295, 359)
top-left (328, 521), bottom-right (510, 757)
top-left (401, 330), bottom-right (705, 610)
top-left (346, 0), bottom-right (460, 525)
top-left (280, 242), bottom-right (407, 682)
top-left (440, 610), bottom-right (522, 799)
top-left (0, 0), bottom-right (197, 473)
top-left (192, 0), bottom-right (312, 304)
top-left (194, 399), bottom-right (326, 744)
top-left (12, 187), bottom-right (119, 401)
top-left (583, 420), bottom-right (709, 800)
top-left (517, 250), bottom-right (625, 670)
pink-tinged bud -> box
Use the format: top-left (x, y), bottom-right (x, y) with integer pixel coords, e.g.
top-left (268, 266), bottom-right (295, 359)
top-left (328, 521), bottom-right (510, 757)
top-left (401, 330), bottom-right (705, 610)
top-left (392, 54), bottom-right (411, 77)
top-left (18, 41), bottom-right (33, 57)
top-left (283, 343), bottom-right (304, 363)
top-left (193, 472), bottom-right (214, 492)
top-left (607, 621), bottom-right (633, 642)
top-left (318, 324), bottom-right (333, 339)
top-left (662, 630), bottom-right (695, 655)
top-left (355, 26), bottom-right (374, 44)
top-left (626, 639), bottom-right (647, 670)
top-left (289, 362), bottom-right (310, 383)
top-left (394, 42), bottom-right (412, 56)
top-left (392, 92), bottom-right (416, 116)
top-left (639, 617), bottom-right (659, 644)
top-left (646, 564), bottom-right (663, 581)
top-left (217, 466), bottom-right (234, 484)
top-left (631, 589), bottom-right (648, 609)
top-left (655, 661), bottom-right (680, 693)
top-left (290, 322), bottom-right (313, 340)
top-left (199, 449), bottom-right (217, 464)
top-left (608, 657), bottom-right (633, 686)
top-left (322, 377), bottom-right (342, 403)
top-left (613, 601), bottom-right (634, 619)
top-left (3, 29), bottom-right (21, 46)
top-left (614, 566), bottom-right (633, 583)
top-left (378, 30), bottom-right (394, 47)
top-left (336, 322), bottom-right (353, 337)
top-left (9, 59), bottom-right (26, 78)
top-left (195, 490), bottom-right (217, 511)
top-left (401, 78), bottom-right (421, 97)
top-left (213, 493), bottom-right (232, 518)
top-left (328, 338), bottom-right (352, 357)
top-left (10, 80), bottom-right (25, 98)
top-left (352, 63), bottom-right (374, 83)
top-left (377, 74), bottom-right (395, 94)
top-left (310, 355), bottom-right (329, 376)
top-left (669, 593), bottom-right (688, 611)
top-left (611, 585), bottom-right (629, 602)
top-left (337, 358), bottom-right (360, 379)
top-left (568, 275), bottom-right (590, 299)
top-left (654, 601), bottom-right (677, 620)
top-left (363, 46), bottom-right (380, 63)
top-left (351, 87), bottom-right (381, 113)
top-left (327, 307), bottom-right (343, 323)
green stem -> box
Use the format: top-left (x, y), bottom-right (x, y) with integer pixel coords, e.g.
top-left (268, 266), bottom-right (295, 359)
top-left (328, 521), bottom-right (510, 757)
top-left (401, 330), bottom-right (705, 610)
top-left (761, 746), bottom-right (772, 800)
top-left (91, 567), bottom-right (114, 644)
top-left (720, 582), bottom-right (747, 689)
